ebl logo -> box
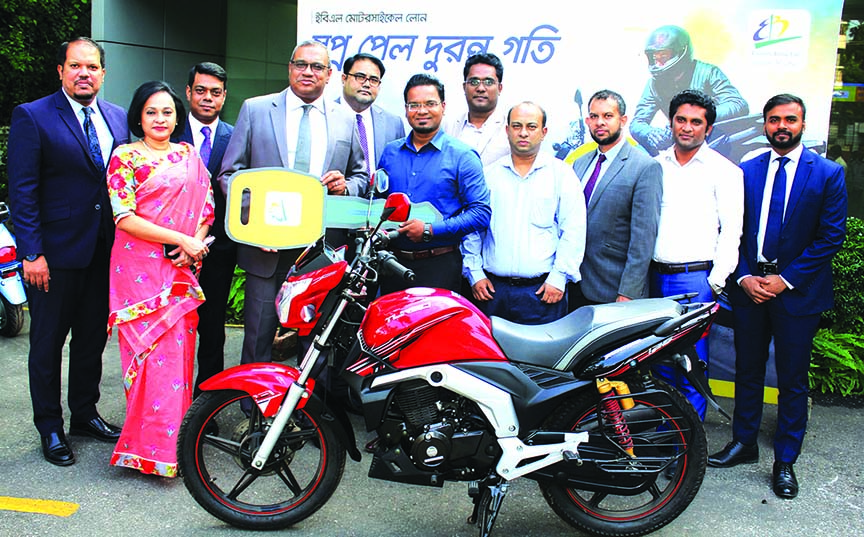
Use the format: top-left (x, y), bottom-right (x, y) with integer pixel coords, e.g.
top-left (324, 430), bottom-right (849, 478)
top-left (753, 15), bottom-right (802, 48)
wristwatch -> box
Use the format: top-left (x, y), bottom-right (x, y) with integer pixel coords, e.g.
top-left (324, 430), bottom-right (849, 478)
top-left (422, 223), bottom-right (433, 243)
top-left (24, 253), bottom-right (42, 262)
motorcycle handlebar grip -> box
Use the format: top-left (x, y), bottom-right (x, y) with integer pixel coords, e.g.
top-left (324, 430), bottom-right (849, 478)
top-left (379, 252), bottom-right (415, 282)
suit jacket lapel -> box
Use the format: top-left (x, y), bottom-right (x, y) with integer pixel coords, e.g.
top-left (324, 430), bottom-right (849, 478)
top-left (270, 89), bottom-right (290, 167)
top-left (321, 101), bottom-right (336, 173)
top-left (588, 144), bottom-right (627, 213)
top-left (54, 92), bottom-right (92, 165)
top-left (784, 150), bottom-right (814, 224)
top-left (98, 98), bottom-right (127, 153)
top-left (209, 121), bottom-right (231, 176)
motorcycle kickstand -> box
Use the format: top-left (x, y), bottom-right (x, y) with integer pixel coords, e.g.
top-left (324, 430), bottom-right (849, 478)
top-left (466, 478), bottom-right (510, 537)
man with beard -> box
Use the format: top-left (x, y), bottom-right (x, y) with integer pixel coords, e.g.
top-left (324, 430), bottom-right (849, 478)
top-left (569, 90), bottom-right (662, 310)
top-left (709, 94), bottom-right (847, 500)
top-left (651, 90), bottom-right (743, 420)
top-left (378, 73), bottom-right (490, 294)
top-left (443, 53), bottom-right (510, 166)
top-left (337, 53), bottom-right (405, 173)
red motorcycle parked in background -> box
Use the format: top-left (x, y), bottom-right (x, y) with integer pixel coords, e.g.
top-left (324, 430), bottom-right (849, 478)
top-left (179, 193), bottom-right (723, 537)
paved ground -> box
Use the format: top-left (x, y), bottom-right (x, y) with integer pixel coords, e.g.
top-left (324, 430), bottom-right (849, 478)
top-left (1, 314), bottom-right (862, 537)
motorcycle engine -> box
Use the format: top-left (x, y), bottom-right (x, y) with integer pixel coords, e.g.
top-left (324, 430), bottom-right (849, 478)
top-left (390, 380), bottom-right (491, 473)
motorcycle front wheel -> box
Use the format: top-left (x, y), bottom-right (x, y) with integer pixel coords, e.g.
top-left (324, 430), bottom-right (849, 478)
top-left (178, 390), bottom-right (346, 530)
top-left (539, 378), bottom-right (706, 537)
top-left (0, 294), bottom-right (24, 337)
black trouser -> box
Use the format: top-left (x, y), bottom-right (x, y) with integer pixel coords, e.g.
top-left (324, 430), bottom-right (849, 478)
top-left (27, 240), bottom-right (110, 436)
top-left (193, 243), bottom-right (237, 397)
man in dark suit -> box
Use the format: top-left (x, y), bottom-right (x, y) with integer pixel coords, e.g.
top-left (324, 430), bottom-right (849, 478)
top-left (708, 94), bottom-right (847, 500)
top-left (338, 52), bottom-right (405, 173)
top-left (172, 62), bottom-right (234, 396)
top-left (8, 37), bottom-right (129, 466)
top-left (569, 89), bottom-right (662, 310)
top-left (218, 40), bottom-right (367, 367)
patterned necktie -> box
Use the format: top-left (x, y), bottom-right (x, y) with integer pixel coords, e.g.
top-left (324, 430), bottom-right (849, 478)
top-left (762, 156), bottom-right (790, 262)
top-left (356, 113), bottom-right (371, 177)
top-left (582, 153), bottom-right (606, 206)
top-left (200, 125), bottom-right (212, 167)
top-left (294, 104), bottom-right (312, 173)
top-left (82, 106), bottom-right (104, 172)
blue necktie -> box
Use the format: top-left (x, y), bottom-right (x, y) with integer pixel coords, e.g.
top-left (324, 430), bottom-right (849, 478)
top-left (294, 105), bottom-right (312, 172)
top-left (82, 106), bottom-right (104, 172)
top-left (762, 156), bottom-right (789, 262)
top-left (200, 125), bottom-right (212, 167)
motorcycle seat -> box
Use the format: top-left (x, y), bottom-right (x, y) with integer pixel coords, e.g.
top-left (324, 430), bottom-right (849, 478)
top-left (491, 299), bottom-right (682, 372)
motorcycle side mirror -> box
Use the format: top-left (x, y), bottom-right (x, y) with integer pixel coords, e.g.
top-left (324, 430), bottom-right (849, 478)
top-left (372, 169), bottom-right (389, 194)
top-left (381, 193), bottom-right (411, 222)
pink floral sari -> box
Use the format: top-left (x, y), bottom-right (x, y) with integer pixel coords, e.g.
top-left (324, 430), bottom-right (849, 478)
top-left (106, 143), bottom-right (214, 477)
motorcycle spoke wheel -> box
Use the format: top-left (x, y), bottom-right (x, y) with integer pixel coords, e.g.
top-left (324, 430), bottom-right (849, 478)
top-left (178, 390), bottom-right (346, 530)
top-left (540, 379), bottom-right (707, 537)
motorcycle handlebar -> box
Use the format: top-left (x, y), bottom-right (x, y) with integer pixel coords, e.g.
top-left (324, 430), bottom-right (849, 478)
top-left (378, 251), bottom-right (415, 282)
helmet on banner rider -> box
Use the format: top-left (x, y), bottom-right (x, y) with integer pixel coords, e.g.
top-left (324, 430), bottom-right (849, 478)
top-left (644, 25), bottom-right (694, 81)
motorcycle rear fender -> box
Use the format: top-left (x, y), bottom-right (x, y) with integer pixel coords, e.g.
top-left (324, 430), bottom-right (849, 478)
top-left (199, 363), bottom-right (315, 417)
top-left (0, 270), bottom-right (26, 304)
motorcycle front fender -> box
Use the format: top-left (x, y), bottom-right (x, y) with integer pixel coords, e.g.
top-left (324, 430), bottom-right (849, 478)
top-left (0, 270), bottom-right (27, 305)
top-left (199, 363), bottom-right (315, 417)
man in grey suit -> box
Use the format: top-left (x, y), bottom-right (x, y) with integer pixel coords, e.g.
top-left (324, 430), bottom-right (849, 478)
top-left (218, 40), bottom-right (367, 366)
top-left (338, 52), bottom-right (405, 172)
top-left (569, 89), bottom-right (662, 310)
top-left (172, 62), bottom-right (234, 395)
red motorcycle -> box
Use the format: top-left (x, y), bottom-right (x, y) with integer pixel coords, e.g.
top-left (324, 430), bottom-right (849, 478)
top-left (178, 193), bottom-right (723, 537)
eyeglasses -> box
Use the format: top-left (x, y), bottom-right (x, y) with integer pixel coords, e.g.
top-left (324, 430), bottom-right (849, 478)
top-left (466, 77), bottom-right (498, 87)
top-left (346, 72), bottom-right (381, 87)
top-left (290, 60), bottom-right (329, 73)
top-left (406, 100), bottom-right (441, 111)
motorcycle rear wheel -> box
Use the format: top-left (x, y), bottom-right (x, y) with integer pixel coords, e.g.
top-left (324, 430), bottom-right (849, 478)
top-left (539, 378), bottom-right (706, 537)
top-left (0, 295), bottom-right (24, 337)
top-left (178, 390), bottom-right (346, 530)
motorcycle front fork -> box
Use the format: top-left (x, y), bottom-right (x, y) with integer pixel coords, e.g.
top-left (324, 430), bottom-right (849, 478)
top-left (250, 297), bottom-right (349, 470)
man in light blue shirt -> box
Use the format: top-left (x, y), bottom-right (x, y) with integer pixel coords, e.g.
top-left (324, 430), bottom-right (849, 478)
top-left (463, 102), bottom-right (585, 324)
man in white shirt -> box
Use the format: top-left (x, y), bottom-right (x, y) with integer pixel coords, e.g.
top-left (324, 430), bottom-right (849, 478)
top-left (651, 89), bottom-right (743, 420)
top-left (443, 53), bottom-right (510, 166)
top-left (463, 102), bottom-right (585, 324)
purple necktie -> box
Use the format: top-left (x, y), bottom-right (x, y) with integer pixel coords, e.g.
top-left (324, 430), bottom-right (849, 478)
top-left (583, 153), bottom-right (607, 205)
top-left (200, 125), bottom-right (212, 167)
top-left (356, 114), bottom-right (371, 177)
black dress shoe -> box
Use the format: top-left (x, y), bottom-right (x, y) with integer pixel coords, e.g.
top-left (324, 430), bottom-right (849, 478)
top-left (41, 431), bottom-right (75, 466)
top-left (69, 415), bottom-right (121, 442)
top-left (773, 462), bottom-right (798, 499)
top-left (708, 440), bottom-right (759, 468)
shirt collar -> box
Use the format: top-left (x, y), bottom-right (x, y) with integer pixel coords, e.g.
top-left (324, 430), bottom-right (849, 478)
top-left (769, 143), bottom-right (804, 165)
top-left (188, 113), bottom-right (219, 134)
top-left (597, 136), bottom-right (626, 164)
top-left (61, 88), bottom-right (99, 117)
top-left (287, 89), bottom-right (325, 113)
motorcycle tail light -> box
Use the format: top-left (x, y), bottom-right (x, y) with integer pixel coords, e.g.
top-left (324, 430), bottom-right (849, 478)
top-left (0, 245), bottom-right (16, 264)
top-left (276, 278), bottom-right (312, 325)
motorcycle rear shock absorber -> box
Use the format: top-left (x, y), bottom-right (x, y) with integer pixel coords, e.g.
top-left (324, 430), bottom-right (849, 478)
top-left (596, 378), bottom-right (635, 457)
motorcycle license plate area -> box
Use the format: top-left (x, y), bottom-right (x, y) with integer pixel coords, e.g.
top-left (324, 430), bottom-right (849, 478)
top-left (225, 169), bottom-right (443, 249)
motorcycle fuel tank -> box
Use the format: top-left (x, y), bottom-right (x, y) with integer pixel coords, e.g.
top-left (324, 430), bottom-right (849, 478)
top-left (359, 287), bottom-right (506, 368)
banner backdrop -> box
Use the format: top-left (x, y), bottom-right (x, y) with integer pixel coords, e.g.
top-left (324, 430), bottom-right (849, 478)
top-left (298, 0), bottom-right (843, 162)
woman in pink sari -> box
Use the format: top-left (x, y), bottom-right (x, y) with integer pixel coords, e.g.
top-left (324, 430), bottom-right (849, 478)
top-left (106, 81), bottom-right (214, 477)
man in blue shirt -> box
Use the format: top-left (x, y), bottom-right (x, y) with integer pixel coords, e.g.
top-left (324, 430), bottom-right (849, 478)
top-left (378, 74), bottom-right (491, 294)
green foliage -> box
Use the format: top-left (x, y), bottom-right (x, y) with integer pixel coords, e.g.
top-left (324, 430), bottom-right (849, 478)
top-left (811, 216), bottom-right (864, 396)
top-left (822, 216), bottom-right (864, 334)
top-left (810, 329), bottom-right (864, 396)
top-left (0, 0), bottom-right (92, 201)
top-left (226, 266), bottom-right (245, 325)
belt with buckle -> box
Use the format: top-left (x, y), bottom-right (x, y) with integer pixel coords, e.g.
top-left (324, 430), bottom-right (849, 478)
top-left (393, 245), bottom-right (457, 261)
top-left (757, 262), bottom-right (779, 275)
top-left (652, 260), bottom-right (712, 274)
top-left (486, 271), bottom-right (549, 286)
